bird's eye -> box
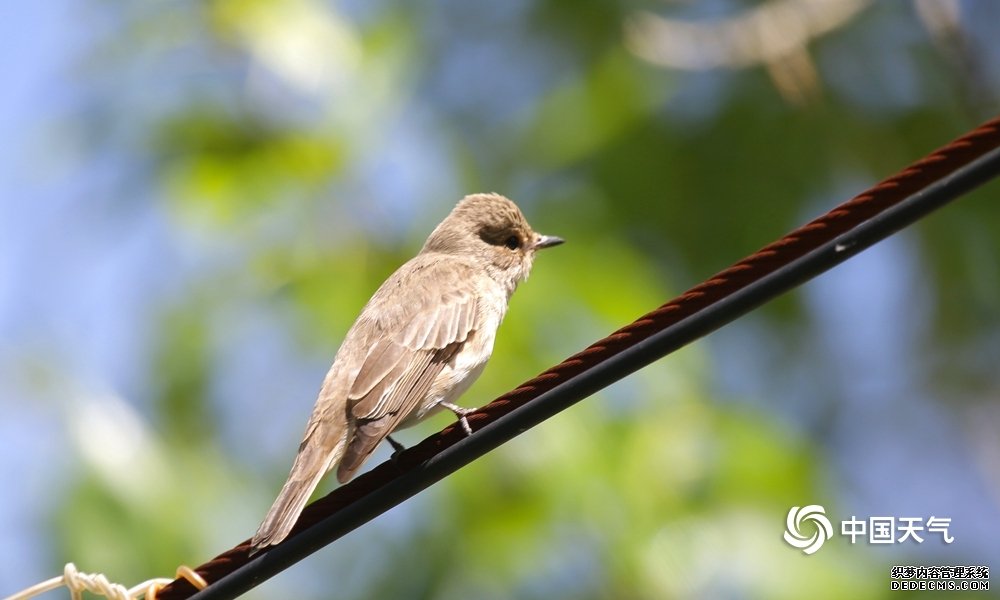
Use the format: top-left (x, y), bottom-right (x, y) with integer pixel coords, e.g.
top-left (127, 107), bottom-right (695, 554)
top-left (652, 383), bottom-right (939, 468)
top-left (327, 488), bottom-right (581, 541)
top-left (504, 235), bottom-right (521, 250)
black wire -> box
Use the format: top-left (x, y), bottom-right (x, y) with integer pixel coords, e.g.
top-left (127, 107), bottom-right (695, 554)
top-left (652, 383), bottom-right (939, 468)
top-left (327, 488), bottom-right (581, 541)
top-left (189, 145), bottom-right (1000, 600)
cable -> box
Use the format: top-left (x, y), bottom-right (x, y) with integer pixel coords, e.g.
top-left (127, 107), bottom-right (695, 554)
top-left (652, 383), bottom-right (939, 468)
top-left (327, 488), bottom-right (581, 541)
top-left (154, 115), bottom-right (1000, 600)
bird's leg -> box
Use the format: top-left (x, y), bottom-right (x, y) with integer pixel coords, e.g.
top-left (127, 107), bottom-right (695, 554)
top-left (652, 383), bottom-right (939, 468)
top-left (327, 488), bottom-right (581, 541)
top-left (386, 435), bottom-right (407, 459)
top-left (439, 402), bottom-right (475, 436)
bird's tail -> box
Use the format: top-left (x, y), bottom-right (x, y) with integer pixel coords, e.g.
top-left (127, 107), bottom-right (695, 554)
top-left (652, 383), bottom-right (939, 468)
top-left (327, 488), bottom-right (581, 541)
top-left (250, 423), bottom-right (349, 553)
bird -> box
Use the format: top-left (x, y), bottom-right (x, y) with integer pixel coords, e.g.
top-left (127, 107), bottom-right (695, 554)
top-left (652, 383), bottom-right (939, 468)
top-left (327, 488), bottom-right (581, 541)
top-left (250, 193), bottom-right (563, 551)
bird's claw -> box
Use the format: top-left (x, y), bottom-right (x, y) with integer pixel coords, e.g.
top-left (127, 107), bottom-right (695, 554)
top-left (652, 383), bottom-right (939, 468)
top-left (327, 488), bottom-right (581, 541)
top-left (387, 435), bottom-right (407, 460)
top-left (439, 402), bottom-right (476, 436)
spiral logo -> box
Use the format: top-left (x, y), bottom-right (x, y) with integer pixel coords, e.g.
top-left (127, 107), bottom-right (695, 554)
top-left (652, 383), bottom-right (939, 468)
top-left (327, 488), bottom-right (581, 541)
top-left (783, 505), bottom-right (833, 555)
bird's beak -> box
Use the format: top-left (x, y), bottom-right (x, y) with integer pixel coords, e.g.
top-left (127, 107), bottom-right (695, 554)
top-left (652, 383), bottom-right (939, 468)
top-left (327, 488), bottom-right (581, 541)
top-left (533, 234), bottom-right (565, 250)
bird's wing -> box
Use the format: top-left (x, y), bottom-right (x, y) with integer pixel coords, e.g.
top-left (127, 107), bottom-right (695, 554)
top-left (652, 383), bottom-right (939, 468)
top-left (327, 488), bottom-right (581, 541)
top-left (336, 261), bottom-right (480, 482)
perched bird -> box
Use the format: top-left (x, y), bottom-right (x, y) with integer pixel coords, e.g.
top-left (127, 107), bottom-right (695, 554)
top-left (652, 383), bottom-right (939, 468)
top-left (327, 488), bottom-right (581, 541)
top-left (251, 193), bottom-right (563, 551)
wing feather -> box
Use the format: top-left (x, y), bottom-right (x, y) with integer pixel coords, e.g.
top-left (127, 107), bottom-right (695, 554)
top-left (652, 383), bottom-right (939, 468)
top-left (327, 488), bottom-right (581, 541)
top-left (350, 339), bottom-right (407, 400)
top-left (352, 349), bottom-right (431, 420)
top-left (335, 259), bottom-right (485, 482)
top-left (337, 344), bottom-right (460, 481)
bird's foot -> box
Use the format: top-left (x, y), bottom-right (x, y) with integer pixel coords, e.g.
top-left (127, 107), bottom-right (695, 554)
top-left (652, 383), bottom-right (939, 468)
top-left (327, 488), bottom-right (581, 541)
top-left (439, 402), bottom-right (476, 436)
top-left (387, 435), bottom-right (407, 460)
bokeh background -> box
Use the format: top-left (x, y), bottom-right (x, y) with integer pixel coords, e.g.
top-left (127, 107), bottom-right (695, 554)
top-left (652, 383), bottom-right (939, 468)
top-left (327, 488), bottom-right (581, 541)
top-left (2, 0), bottom-right (999, 598)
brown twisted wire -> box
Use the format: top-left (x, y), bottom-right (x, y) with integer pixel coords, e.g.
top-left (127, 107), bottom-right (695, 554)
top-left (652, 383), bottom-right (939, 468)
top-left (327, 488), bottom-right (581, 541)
top-left (156, 115), bottom-right (1000, 599)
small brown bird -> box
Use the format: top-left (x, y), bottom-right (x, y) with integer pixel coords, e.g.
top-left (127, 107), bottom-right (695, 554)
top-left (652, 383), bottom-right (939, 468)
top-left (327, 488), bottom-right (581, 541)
top-left (251, 193), bottom-right (563, 551)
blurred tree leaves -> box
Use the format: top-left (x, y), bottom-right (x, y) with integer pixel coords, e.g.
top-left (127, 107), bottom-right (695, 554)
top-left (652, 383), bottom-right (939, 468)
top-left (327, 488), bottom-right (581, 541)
top-left (152, 304), bottom-right (214, 442)
top-left (37, 1), bottom-right (1000, 599)
top-left (154, 109), bottom-right (343, 225)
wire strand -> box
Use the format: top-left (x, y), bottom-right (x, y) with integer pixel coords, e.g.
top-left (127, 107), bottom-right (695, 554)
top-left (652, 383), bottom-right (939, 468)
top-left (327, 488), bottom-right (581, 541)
top-left (2, 563), bottom-right (207, 600)
top-left (153, 115), bottom-right (1000, 600)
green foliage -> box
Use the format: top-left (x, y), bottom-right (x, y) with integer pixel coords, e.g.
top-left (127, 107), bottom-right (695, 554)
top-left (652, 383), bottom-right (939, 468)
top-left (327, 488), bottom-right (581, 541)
top-left (42, 1), bottom-right (1000, 599)
top-left (154, 109), bottom-right (343, 225)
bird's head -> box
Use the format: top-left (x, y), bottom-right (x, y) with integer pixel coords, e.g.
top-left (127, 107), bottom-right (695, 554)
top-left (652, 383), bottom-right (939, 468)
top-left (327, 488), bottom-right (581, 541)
top-left (422, 193), bottom-right (563, 291)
